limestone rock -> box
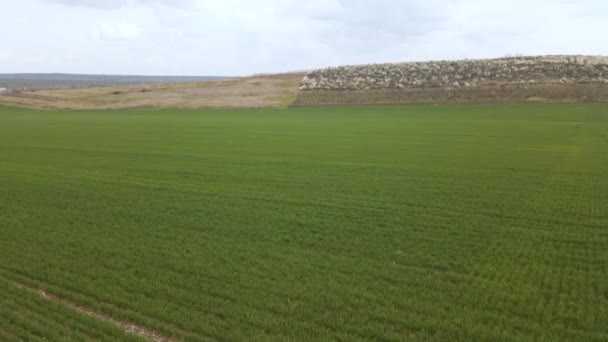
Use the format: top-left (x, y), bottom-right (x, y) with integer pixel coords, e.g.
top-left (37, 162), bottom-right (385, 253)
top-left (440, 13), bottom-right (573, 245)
top-left (299, 55), bottom-right (608, 91)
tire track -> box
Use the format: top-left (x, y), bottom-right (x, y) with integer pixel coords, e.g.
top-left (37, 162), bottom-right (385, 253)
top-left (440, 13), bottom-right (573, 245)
top-left (2, 277), bottom-right (180, 342)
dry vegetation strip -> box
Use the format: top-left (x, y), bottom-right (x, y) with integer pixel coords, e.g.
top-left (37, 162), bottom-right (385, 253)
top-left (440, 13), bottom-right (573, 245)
top-left (6, 72), bottom-right (608, 110)
top-left (292, 83), bottom-right (608, 107)
top-left (0, 73), bottom-right (304, 110)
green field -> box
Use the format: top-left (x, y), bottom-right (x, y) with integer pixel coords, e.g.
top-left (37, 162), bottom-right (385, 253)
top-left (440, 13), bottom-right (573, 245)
top-left (1, 104), bottom-right (607, 341)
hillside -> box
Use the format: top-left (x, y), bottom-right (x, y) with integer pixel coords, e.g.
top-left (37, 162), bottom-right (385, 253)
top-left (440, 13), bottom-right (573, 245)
top-left (3, 56), bottom-right (608, 109)
top-left (293, 55), bottom-right (608, 106)
top-left (0, 73), bottom-right (303, 110)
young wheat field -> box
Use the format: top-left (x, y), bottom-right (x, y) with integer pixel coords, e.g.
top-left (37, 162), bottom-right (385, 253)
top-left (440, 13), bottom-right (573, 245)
top-left (0, 104), bottom-right (607, 341)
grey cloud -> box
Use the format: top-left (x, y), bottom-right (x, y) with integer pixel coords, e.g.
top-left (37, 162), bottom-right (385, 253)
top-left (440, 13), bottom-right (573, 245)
top-left (1, 0), bottom-right (607, 75)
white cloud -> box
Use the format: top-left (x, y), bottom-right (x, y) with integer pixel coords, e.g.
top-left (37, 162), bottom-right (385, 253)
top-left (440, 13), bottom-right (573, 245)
top-left (0, 0), bottom-right (606, 75)
top-left (91, 22), bottom-right (141, 40)
top-left (42, 0), bottom-right (197, 10)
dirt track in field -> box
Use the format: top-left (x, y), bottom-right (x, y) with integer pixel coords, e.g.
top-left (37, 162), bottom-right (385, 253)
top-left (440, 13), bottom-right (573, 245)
top-left (6, 279), bottom-right (180, 342)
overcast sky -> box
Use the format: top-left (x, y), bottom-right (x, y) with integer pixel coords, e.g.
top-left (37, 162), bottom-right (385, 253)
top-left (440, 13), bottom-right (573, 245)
top-left (0, 0), bottom-right (607, 76)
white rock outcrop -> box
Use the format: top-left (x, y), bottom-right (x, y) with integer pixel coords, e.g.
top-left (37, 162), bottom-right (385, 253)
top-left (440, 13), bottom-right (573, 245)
top-left (300, 55), bottom-right (608, 90)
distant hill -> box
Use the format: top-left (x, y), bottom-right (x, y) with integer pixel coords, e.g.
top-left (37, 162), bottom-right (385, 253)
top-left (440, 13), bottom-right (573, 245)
top-left (0, 73), bottom-right (234, 90)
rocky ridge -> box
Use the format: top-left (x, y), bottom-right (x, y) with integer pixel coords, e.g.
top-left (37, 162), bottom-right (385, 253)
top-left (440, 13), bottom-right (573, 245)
top-left (299, 55), bottom-right (608, 91)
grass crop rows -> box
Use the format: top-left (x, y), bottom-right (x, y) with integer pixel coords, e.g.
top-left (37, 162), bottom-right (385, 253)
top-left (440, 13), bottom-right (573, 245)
top-left (1, 104), bottom-right (607, 341)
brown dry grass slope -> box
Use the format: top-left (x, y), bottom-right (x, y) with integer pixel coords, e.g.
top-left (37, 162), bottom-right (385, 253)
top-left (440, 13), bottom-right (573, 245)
top-left (0, 73), bottom-right (304, 110)
top-left (292, 82), bottom-right (608, 107)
